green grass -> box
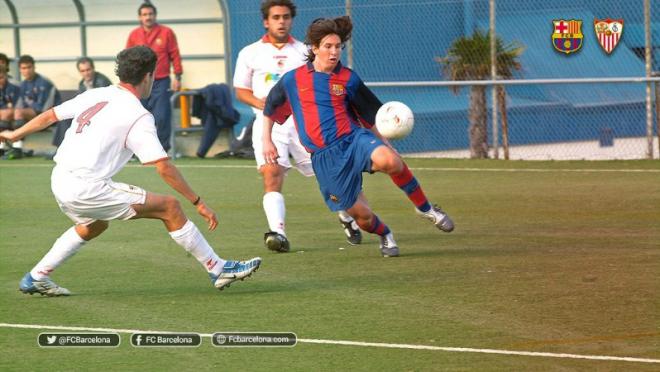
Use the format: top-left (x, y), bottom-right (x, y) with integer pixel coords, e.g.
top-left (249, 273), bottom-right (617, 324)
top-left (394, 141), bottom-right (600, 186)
top-left (1, 158), bottom-right (659, 371)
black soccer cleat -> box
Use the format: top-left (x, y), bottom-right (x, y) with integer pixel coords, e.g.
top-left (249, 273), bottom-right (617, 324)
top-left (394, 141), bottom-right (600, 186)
top-left (264, 231), bottom-right (290, 253)
top-left (339, 218), bottom-right (362, 245)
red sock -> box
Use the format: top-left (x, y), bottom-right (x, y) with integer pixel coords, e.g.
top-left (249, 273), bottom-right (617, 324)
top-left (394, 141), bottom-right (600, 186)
top-left (390, 163), bottom-right (431, 212)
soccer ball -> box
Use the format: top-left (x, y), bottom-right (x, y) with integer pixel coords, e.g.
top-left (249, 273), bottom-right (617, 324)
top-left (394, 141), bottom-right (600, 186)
top-left (375, 101), bottom-right (415, 139)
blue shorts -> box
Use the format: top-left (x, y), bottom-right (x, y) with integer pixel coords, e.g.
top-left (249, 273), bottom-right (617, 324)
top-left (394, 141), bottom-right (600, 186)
top-left (311, 128), bottom-right (385, 211)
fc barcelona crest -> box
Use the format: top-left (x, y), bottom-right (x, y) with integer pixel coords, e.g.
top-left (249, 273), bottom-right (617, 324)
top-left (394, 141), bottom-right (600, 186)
top-left (594, 18), bottom-right (623, 54)
top-left (552, 19), bottom-right (583, 54)
top-left (330, 84), bottom-right (345, 96)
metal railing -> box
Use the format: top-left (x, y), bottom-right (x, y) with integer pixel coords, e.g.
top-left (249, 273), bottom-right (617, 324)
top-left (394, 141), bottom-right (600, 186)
top-left (169, 89), bottom-right (201, 155)
top-left (0, 0), bottom-right (231, 83)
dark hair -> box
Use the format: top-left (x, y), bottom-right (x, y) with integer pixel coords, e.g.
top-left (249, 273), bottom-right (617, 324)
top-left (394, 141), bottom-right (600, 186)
top-left (304, 16), bottom-right (352, 62)
top-left (18, 55), bottom-right (35, 66)
top-left (76, 57), bottom-right (95, 69)
top-left (138, 2), bottom-right (157, 15)
top-left (114, 46), bottom-right (157, 85)
top-left (0, 53), bottom-right (9, 70)
top-left (260, 0), bottom-right (296, 19)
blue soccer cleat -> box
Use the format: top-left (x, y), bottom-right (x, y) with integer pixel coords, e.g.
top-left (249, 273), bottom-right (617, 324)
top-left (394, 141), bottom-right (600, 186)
top-left (19, 272), bottom-right (71, 297)
top-left (210, 257), bottom-right (262, 291)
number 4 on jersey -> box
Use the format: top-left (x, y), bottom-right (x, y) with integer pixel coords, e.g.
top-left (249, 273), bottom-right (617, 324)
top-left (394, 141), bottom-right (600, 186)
top-left (76, 101), bottom-right (108, 133)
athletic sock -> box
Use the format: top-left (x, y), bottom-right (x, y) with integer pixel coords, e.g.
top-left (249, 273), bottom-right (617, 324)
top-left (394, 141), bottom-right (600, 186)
top-left (337, 210), bottom-right (354, 223)
top-left (30, 226), bottom-right (86, 280)
top-left (169, 220), bottom-right (225, 276)
top-left (364, 214), bottom-right (391, 236)
top-left (390, 163), bottom-right (431, 212)
top-left (382, 232), bottom-right (397, 247)
top-left (263, 191), bottom-right (286, 236)
top-left (13, 139), bottom-right (23, 149)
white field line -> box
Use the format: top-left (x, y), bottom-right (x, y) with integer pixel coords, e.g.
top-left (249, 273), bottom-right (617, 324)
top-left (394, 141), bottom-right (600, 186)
top-left (0, 323), bottom-right (658, 364)
top-left (0, 163), bottom-right (658, 173)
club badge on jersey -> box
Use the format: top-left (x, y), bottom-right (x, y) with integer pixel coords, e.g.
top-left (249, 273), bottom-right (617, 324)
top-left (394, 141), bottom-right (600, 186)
top-left (331, 84), bottom-right (345, 96)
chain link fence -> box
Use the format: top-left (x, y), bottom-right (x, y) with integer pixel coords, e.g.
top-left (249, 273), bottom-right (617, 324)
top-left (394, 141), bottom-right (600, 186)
top-left (229, 0), bottom-right (660, 159)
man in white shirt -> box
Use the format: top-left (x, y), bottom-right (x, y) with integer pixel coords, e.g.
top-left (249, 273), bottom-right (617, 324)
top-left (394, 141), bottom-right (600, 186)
top-left (233, 0), bottom-right (361, 252)
top-left (0, 46), bottom-right (260, 296)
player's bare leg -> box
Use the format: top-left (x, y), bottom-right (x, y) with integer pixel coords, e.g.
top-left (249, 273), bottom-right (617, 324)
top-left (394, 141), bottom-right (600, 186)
top-left (5, 107), bottom-right (36, 159)
top-left (371, 145), bottom-right (454, 232)
top-left (131, 192), bottom-right (261, 290)
top-left (0, 108), bottom-right (13, 156)
top-left (346, 193), bottom-right (399, 257)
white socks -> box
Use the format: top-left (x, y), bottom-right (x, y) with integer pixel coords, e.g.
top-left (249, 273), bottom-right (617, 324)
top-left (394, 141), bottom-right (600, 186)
top-left (13, 140), bottom-right (23, 149)
top-left (263, 191), bottom-right (286, 236)
top-left (169, 220), bottom-right (225, 276)
top-left (338, 210), bottom-right (353, 223)
top-left (31, 226), bottom-right (86, 280)
top-left (383, 232), bottom-right (397, 247)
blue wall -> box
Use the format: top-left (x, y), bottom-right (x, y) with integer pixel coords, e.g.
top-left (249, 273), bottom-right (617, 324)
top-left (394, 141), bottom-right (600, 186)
top-left (226, 0), bottom-right (659, 152)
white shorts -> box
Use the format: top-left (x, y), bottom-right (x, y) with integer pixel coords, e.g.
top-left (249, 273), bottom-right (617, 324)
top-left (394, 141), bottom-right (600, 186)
top-left (51, 167), bottom-right (147, 225)
top-left (252, 113), bottom-right (314, 177)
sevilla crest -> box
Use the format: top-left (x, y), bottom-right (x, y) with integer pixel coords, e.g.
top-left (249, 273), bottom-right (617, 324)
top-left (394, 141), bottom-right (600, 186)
top-left (594, 18), bottom-right (623, 54)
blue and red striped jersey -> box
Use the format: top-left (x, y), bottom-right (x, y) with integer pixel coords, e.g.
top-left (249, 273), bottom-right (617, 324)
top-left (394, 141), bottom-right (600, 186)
top-left (264, 62), bottom-right (382, 153)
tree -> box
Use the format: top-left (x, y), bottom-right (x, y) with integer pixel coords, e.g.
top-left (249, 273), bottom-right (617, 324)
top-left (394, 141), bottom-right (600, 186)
top-left (437, 30), bottom-right (523, 159)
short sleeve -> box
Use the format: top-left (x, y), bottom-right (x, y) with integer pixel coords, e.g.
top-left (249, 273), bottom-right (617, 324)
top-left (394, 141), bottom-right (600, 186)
top-left (125, 113), bottom-right (169, 164)
top-left (53, 93), bottom-right (85, 121)
top-left (232, 49), bottom-right (253, 90)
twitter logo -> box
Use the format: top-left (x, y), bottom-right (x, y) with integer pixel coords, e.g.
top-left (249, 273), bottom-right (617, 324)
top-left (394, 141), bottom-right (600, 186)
top-left (46, 335), bottom-right (57, 344)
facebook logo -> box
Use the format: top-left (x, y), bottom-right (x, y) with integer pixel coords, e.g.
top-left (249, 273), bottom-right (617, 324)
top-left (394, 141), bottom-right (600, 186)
top-left (130, 333), bottom-right (201, 347)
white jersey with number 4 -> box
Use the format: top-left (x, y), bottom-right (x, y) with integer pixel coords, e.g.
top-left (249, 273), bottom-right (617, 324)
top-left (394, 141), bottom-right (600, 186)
top-left (53, 85), bottom-right (168, 182)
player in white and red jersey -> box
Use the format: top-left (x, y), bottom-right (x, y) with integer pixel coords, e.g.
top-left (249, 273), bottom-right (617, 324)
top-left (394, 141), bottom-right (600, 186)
top-left (233, 0), bottom-right (361, 252)
top-left (0, 46), bottom-right (260, 296)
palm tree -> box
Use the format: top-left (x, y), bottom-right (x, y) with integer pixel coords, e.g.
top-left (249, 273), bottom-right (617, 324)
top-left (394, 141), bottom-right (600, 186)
top-left (437, 30), bottom-right (523, 159)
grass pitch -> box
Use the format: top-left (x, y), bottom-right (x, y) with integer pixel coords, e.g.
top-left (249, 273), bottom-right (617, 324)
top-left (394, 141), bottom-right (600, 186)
top-left (1, 158), bottom-right (659, 371)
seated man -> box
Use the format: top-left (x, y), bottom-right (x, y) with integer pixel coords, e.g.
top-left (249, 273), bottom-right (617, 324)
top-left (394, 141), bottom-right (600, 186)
top-left (76, 57), bottom-right (112, 93)
top-left (52, 57), bottom-right (113, 148)
top-left (10, 55), bottom-right (60, 159)
top-left (0, 65), bottom-right (19, 156)
top-left (0, 53), bottom-right (19, 85)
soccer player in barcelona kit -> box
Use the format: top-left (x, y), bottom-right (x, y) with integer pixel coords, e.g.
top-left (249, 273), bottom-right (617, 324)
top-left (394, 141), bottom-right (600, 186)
top-left (263, 17), bottom-right (454, 257)
top-left (0, 46), bottom-right (260, 296)
top-left (233, 0), bottom-right (361, 253)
